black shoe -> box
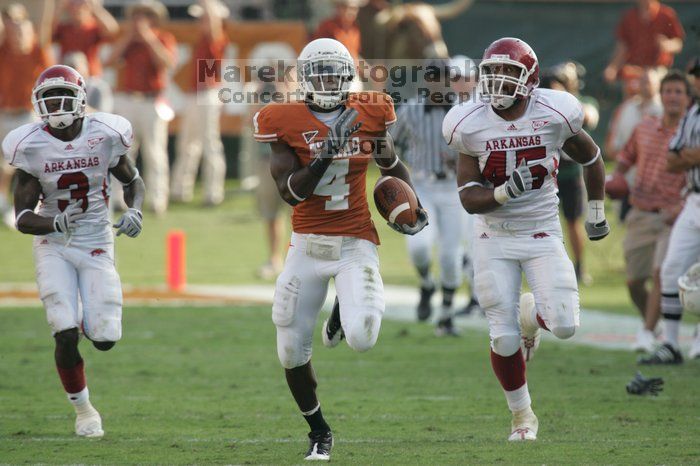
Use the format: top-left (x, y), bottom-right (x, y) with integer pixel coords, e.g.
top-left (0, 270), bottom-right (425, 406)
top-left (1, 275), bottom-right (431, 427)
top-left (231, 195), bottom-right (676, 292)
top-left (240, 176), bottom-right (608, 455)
top-left (305, 430), bottom-right (333, 461)
top-left (417, 285), bottom-right (435, 322)
top-left (638, 343), bottom-right (684, 365)
top-left (322, 298), bottom-right (344, 348)
top-left (435, 317), bottom-right (460, 337)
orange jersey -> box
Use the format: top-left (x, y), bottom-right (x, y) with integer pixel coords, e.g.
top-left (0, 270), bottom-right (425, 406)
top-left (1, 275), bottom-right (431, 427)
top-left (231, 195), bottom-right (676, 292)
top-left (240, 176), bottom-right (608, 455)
top-left (253, 92), bottom-right (397, 244)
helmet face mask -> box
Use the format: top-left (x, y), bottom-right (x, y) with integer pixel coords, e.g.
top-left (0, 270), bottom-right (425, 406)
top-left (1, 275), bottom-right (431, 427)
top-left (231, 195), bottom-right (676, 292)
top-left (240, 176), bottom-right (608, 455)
top-left (31, 65), bottom-right (87, 129)
top-left (478, 38), bottom-right (539, 110)
top-left (298, 39), bottom-right (355, 110)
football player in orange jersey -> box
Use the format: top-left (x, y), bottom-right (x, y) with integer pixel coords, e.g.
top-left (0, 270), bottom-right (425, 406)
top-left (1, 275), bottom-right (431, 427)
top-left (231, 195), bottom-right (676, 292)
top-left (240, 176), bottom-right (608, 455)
top-left (254, 38), bottom-right (427, 461)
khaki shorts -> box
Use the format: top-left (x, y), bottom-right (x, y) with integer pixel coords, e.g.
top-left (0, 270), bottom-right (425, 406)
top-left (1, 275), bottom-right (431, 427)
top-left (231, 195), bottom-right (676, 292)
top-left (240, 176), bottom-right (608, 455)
top-left (256, 158), bottom-right (287, 220)
top-left (623, 208), bottom-right (671, 281)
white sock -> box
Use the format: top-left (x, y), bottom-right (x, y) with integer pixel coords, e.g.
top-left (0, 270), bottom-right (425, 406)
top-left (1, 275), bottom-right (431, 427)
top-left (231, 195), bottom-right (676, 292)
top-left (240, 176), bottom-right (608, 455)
top-left (504, 383), bottom-right (531, 413)
top-left (664, 320), bottom-right (681, 349)
top-left (67, 387), bottom-right (91, 412)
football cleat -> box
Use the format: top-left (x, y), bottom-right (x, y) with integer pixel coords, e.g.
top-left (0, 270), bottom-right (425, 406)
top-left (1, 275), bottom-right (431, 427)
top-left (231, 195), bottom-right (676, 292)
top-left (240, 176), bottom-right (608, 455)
top-left (322, 298), bottom-right (344, 348)
top-left (305, 430), bottom-right (333, 461)
top-left (638, 343), bottom-right (683, 365)
top-left (435, 316), bottom-right (461, 337)
top-left (417, 285), bottom-right (435, 322)
top-left (508, 407), bottom-right (538, 441)
top-left (518, 292), bottom-right (540, 362)
top-left (75, 403), bottom-right (104, 438)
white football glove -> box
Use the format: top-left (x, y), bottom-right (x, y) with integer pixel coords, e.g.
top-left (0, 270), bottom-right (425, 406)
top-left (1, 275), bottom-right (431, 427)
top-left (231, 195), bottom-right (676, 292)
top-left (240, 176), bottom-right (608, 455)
top-left (113, 208), bottom-right (143, 237)
top-left (505, 158), bottom-right (533, 198)
top-left (584, 200), bottom-right (610, 241)
top-left (53, 203), bottom-right (87, 234)
top-left (326, 108), bottom-right (361, 156)
top-left (388, 208), bottom-right (429, 236)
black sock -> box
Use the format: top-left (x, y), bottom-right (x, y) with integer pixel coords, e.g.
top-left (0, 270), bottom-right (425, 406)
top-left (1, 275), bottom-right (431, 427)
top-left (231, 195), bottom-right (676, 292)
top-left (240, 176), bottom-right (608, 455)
top-left (442, 286), bottom-right (456, 307)
top-left (304, 406), bottom-right (330, 433)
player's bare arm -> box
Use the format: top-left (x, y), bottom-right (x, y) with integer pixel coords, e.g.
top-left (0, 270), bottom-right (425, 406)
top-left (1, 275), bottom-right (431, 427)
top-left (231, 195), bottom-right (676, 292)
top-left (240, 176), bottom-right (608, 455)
top-left (269, 108), bottom-right (361, 206)
top-left (12, 169), bottom-right (67, 235)
top-left (562, 130), bottom-right (610, 240)
top-left (373, 131), bottom-right (428, 235)
top-left (456, 153), bottom-right (502, 214)
top-left (110, 155), bottom-right (145, 238)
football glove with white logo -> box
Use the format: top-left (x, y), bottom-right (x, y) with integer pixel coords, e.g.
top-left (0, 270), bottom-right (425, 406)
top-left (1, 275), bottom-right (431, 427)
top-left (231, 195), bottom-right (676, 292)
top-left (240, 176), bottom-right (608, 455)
top-left (494, 159), bottom-right (533, 204)
top-left (53, 203), bottom-right (87, 234)
top-left (388, 208), bottom-right (429, 236)
top-left (326, 107), bottom-right (361, 156)
top-left (113, 208), bottom-right (143, 237)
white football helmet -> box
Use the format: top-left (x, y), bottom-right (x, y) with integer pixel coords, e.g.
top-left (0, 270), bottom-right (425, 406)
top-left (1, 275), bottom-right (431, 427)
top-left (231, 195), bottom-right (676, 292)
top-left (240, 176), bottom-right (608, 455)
top-left (679, 262), bottom-right (700, 316)
top-left (298, 38), bottom-right (355, 110)
top-left (31, 65), bottom-right (87, 129)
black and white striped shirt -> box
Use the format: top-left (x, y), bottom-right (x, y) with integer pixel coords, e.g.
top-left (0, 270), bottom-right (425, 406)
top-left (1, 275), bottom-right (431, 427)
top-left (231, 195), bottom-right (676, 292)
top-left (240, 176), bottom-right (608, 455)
top-left (669, 101), bottom-right (700, 192)
top-left (390, 99), bottom-right (456, 179)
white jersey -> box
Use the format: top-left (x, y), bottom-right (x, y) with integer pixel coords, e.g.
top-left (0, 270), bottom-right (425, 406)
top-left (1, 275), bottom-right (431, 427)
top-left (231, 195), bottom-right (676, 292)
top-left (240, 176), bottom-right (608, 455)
top-left (443, 88), bottom-right (584, 227)
top-left (2, 113), bottom-right (132, 234)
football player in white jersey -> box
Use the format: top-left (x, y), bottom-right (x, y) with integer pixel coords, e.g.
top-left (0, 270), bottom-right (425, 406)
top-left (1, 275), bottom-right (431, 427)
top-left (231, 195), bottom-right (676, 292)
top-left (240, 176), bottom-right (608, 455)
top-left (2, 65), bottom-right (145, 438)
top-left (442, 38), bottom-right (609, 441)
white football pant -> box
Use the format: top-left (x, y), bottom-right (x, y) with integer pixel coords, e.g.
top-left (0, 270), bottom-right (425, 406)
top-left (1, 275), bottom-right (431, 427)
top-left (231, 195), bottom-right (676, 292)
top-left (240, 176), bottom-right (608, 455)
top-left (33, 229), bottom-right (123, 342)
top-left (406, 179), bottom-right (464, 289)
top-left (273, 233), bottom-right (385, 369)
top-left (473, 220), bottom-right (579, 356)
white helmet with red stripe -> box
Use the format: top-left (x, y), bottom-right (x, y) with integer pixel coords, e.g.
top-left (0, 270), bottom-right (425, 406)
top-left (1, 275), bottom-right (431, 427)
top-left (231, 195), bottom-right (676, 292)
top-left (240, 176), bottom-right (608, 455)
top-left (31, 65), bottom-right (87, 129)
top-left (478, 37), bottom-right (539, 110)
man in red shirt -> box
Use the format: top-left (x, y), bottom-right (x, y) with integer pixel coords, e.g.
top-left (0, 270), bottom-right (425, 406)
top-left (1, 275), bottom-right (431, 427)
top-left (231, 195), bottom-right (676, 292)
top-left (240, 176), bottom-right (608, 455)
top-left (604, 0), bottom-right (684, 83)
top-left (106, 0), bottom-right (177, 215)
top-left (0, 2), bottom-right (54, 228)
top-left (52, 0), bottom-right (118, 77)
top-left (611, 71), bottom-right (691, 352)
top-left (312, 0), bottom-right (364, 61)
top-left (170, 0), bottom-right (229, 207)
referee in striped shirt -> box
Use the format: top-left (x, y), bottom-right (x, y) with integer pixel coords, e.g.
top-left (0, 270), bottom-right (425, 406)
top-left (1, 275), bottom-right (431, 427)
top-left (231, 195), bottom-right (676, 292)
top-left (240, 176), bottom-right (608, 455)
top-left (642, 59), bottom-right (700, 364)
top-left (390, 57), bottom-right (479, 335)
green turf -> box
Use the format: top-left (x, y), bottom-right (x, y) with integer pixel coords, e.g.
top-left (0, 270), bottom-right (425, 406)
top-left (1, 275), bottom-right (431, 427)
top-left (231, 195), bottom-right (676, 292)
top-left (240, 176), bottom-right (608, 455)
top-left (0, 171), bottom-right (635, 315)
top-left (0, 305), bottom-right (698, 464)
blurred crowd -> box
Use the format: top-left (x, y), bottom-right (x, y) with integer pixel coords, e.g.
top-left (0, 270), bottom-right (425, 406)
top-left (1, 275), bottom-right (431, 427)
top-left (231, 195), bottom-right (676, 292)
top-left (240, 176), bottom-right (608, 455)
top-left (0, 0), bottom-right (698, 348)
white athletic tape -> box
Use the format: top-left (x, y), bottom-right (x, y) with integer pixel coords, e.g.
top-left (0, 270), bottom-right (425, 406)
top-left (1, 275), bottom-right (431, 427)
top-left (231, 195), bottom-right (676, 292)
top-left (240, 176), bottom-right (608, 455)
top-left (388, 202), bottom-right (410, 224)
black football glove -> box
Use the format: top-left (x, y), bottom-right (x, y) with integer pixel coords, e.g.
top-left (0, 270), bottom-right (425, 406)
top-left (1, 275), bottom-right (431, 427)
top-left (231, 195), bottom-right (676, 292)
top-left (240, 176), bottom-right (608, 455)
top-left (626, 371), bottom-right (664, 396)
top-left (388, 207), bottom-right (428, 236)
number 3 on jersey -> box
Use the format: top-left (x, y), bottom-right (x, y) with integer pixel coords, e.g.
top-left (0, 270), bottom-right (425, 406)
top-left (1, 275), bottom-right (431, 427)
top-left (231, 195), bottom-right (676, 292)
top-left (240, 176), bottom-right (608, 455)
top-left (314, 159), bottom-right (350, 210)
top-left (483, 146), bottom-right (549, 189)
top-left (57, 171), bottom-right (89, 212)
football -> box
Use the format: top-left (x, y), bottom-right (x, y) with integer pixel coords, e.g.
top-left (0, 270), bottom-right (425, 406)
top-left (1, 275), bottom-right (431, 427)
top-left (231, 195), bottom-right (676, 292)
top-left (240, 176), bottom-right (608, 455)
top-left (373, 176), bottom-right (419, 226)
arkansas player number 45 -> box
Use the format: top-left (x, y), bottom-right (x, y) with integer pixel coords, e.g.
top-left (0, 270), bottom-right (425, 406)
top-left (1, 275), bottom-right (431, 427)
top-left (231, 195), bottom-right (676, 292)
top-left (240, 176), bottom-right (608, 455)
top-left (482, 146), bottom-right (553, 189)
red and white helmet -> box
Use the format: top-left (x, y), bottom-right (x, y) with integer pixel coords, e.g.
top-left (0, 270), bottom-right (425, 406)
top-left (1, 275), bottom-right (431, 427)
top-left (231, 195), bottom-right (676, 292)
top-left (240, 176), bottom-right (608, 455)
top-left (31, 65), bottom-right (87, 129)
top-left (478, 37), bottom-right (539, 110)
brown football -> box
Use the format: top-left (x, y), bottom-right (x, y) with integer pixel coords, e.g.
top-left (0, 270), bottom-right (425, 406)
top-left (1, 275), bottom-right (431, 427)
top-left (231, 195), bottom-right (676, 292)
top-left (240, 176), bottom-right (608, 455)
top-left (373, 176), bottom-right (419, 225)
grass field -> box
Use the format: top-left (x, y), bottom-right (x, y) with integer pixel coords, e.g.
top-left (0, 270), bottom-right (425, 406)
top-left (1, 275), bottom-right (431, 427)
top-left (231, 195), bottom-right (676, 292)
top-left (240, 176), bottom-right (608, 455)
top-left (1, 305), bottom-right (699, 464)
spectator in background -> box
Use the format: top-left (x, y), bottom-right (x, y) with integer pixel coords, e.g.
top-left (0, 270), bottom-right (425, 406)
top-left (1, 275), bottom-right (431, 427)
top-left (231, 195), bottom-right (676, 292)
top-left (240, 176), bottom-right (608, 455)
top-left (106, 0), bottom-right (176, 216)
top-left (604, 0), bottom-right (684, 84)
top-left (53, 0), bottom-right (118, 77)
top-left (611, 71), bottom-right (690, 353)
top-left (605, 68), bottom-right (663, 222)
top-left (542, 62), bottom-right (599, 284)
top-left (313, 0), bottom-right (365, 61)
top-left (63, 51), bottom-right (113, 113)
top-left (170, 0), bottom-right (229, 207)
top-left (0, 2), bottom-right (54, 228)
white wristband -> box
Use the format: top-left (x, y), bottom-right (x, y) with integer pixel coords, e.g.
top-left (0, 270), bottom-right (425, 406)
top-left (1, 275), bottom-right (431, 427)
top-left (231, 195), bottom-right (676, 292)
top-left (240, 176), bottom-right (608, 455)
top-left (14, 209), bottom-right (33, 229)
top-left (458, 181), bottom-right (484, 192)
top-left (287, 174), bottom-right (306, 202)
top-left (376, 154), bottom-right (399, 170)
top-left (581, 148), bottom-right (601, 167)
top-left (493, 184), bottom-right (509, 205)
top-left (124, 168), bottom-right (140, 185)
top-left (586, 200), bottom-right (605, 223)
